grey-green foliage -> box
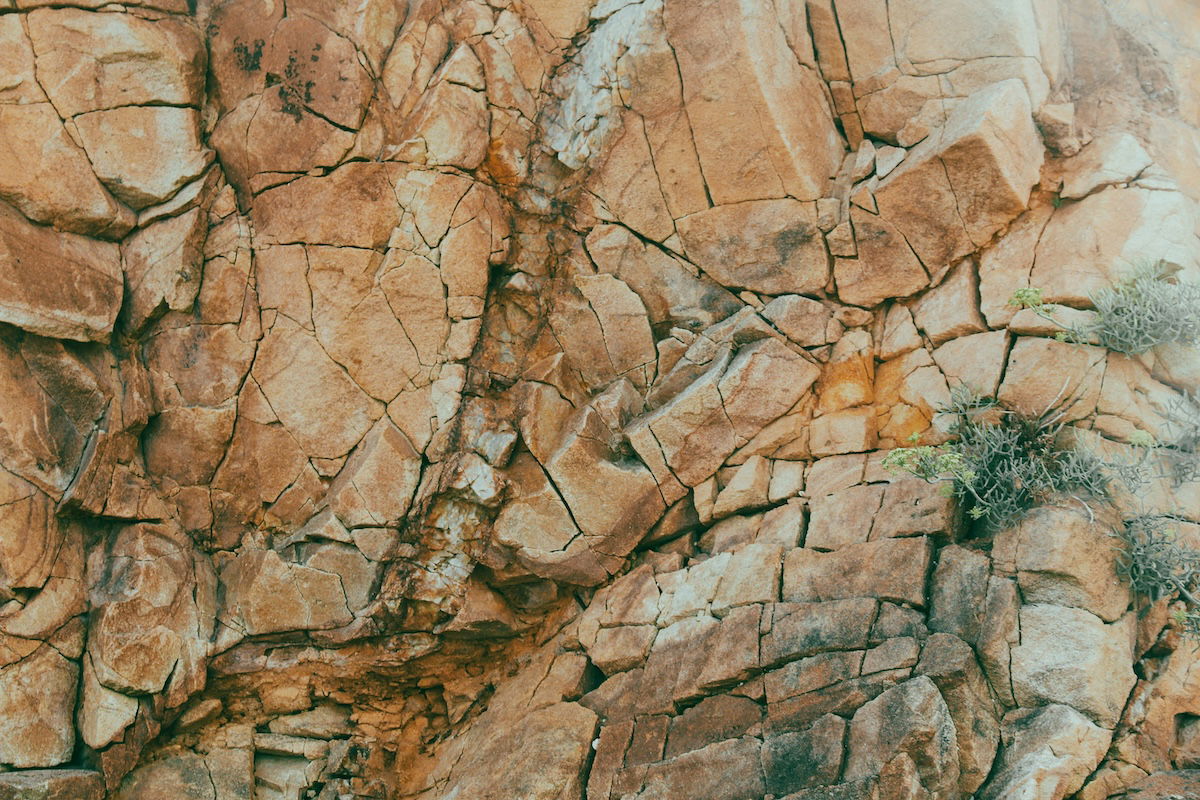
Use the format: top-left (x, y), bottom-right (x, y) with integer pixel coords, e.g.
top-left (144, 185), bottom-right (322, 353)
top-left (881, 386), bottom-right (1111, 531)
top-left (1115, 514), bottom-right (1200, 641)
top-left (1009, 262), bottom-right (1200, 354)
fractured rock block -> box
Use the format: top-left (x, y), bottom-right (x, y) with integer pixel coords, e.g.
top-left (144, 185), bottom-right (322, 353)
top-left (677, 199), bottom-right (829, 296)
top-left (0, 203), bottom-right (122, 341)
top-left (783, 537), bottom-right (933, 608)
top-left (1010, 604), bottom-right (1135, 728)
top-left (875, 79), bottom-right (1044, 271)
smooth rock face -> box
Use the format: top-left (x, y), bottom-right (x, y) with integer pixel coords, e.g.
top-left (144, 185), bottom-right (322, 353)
top-left (0, 0), bottom-right (1192, 797)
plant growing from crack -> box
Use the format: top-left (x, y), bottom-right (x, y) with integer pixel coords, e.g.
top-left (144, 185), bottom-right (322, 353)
top-left (1006, 261), bottom-right (1200, 354)
top-left (881, 385), bottom-right (1111, 531)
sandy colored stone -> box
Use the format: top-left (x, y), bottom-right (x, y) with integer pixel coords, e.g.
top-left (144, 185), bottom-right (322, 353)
top-left (327, 418), bottom-right (422, 529)
top-left (978, 705), bottom-right (1111, 800)
top-left (998, 504), bottom-right (1131, 622)
top-left (997, 337), bottom-right (1106, 423)
top-left (1030, 188), bottom-right (1198, 307)
top-left (73, 107), bottom-right (211, 210)
top-left (121, 208), bottom-right (207, 333)
top-left (663, 0), bottom-right (843, 204)
top-left (677, 200), bottom-right (828, 296)
top-left (27, 9), bottom-right (204, 116)
top-left (844, 676), bottom-right (960, 798)
top-left (875, 80), bottom-right (1043, 270)
top-left (0, 103), bottom-right (133, 238)
top-left (587, 224), bottom-right (740, 332)
top-left (0, 646), bottom-right (78, 768)
top-left (836, 209), bottom-right (929, 308)
top-left (817, 329), bottom-right (874, 413)
top-left (762, 295), bottom-right (838, 347)
top-left (1010, 604), bottom-right (1135, 727)
top-left (1061, 131), bottom-right (1153, 199)
top-left (0, 770), bottom-right (104, 800)
top-left (784, 537), bottom-right (933, 607)
top-left (912, 260), bottom-right (987, 345)
top-left (253, 315), bottom-right (381, 460)
top-left (932, 331), bottom-right (1009, 397)
top-left (78, 655), bottom-right (138, 751)
top-left (805, 484), bottom-right (885, 551)
top-left (253, 162), bottom-right (401, 249)
top-left (220, 549), bottom-right (353, 636)
top-left (711, 455), bottom-right (771, 518)
top-left (808, 407), bottom-right (877, 457)
top-left (143, 405), bottom-right (236, 486)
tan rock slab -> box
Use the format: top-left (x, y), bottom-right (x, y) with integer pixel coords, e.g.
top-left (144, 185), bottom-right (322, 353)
top-left (912, 260), bottom-right (987, 345)
top-left (1003, 504), bottom-right (1132, 621)
top-left (664, 0), bottom-right (843, 204)
top-left (73, 107), bottom-right (211, 210)
top-left (27, 9), bottom-right (204, 115)
top-left (0, 646), bottom-right (77, 768)
top-left (219, 549), bottom-right (353, 636)
top-left (808, 407), bottom-right (877, 457)
top-left (676, 200), bottom-right (829, 296)
top-left (978, 704), bottom-right (1111, 800)
top-left (253, 315), bottom-right (381, 460)
top-left (997, 337), bottom-right (1105, 423)
top-left (0, 770), bottom-right (104, 800)
top-left (711, 455), bottom-right (771, 518)
top-left (1030, 188), bottom-right (1198, 307)
top-left (844, 676), bottom-right (960, 797)
top-left (1010, 604), bottom-right (1135, 727)
top-left (0, 202), bottom-right (122, 341)
top-left (121, 208), bottom-right (206, 334)
top-left (805, 484), bottom-right (885, 551)
top-left (0, 104), bottom-right (133, 238)
top-left (783, 536), bottom-right (933, 607)
top-left (875, 79), bottom-right (1043, 271)
top-left (327, 418), bottom-right (422, 529)
top-left (1061, 131), bottom-right (1153, 199)
top-left (836, 209), bottom-right (929, 308)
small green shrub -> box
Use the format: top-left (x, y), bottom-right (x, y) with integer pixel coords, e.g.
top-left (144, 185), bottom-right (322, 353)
top-left (1008, 262), bottom-right (1200, 354)
top-left (881, 386), bottom-right (1111, 531)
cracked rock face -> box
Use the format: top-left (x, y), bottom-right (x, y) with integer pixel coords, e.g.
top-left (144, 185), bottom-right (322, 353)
top-left (0, 0), bottom-right (1197, 798)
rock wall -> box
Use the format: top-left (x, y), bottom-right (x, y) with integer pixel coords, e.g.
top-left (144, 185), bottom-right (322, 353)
top-left (0, 0), bottom-right (1198, 798)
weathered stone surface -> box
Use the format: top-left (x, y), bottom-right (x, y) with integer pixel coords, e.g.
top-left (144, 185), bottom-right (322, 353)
top-left (997, 505), bottom-right (1131, 622)
top-left (998, 337), bottom-right (1106, 423)
top-left (677, 200), bottom-right (829, 295)
top-left (663, 0), bottom-right (843, 205)
top-left (27, 9), bottom-right (204, 116)
top-left (762, 714), bottom-right (847, 795)
top-left (1061, 132), bottom-right (1153, 199)
top-left (979, 705), bottom-right (1111, 800)
top-left (0, 770), bottom-right (104, 800)
top-left (875, 80), bottom-right (1043, 270)
top-left (784, 537), bottom-right (933, 608)
top-left (635, 736), bottom-right (764, 800)
top-left (835, 209), bottom-right (929, 308)
top-left (327, 418), bottom-right (422, 529)
top-left (0, 203), bottom-right (122, 342)
top-left (0, 646), bottom-right (78, 768)
top-left (844, 676), bottom-right (960, 798)
top-left (219, 549), bottom-right (353, 636)
top-left (1030, 189), bottom-right (1198, 306)
top-left (761, 598), bottom-right (876, 666)
top-left (1010, 604), bottom-right (1136, 728)
top-left (252, 315), bottom-right (381, 459)
top-left (0, 104), bottom-right (133, 237)
top-left (911, 260), bottom-right (987, 345)
top-left (629, 338), bottom-right (819, 488)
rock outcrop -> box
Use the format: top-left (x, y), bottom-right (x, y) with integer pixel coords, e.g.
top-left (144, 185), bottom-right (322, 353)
top-left (0, 0), bottom-right (1196, 798)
